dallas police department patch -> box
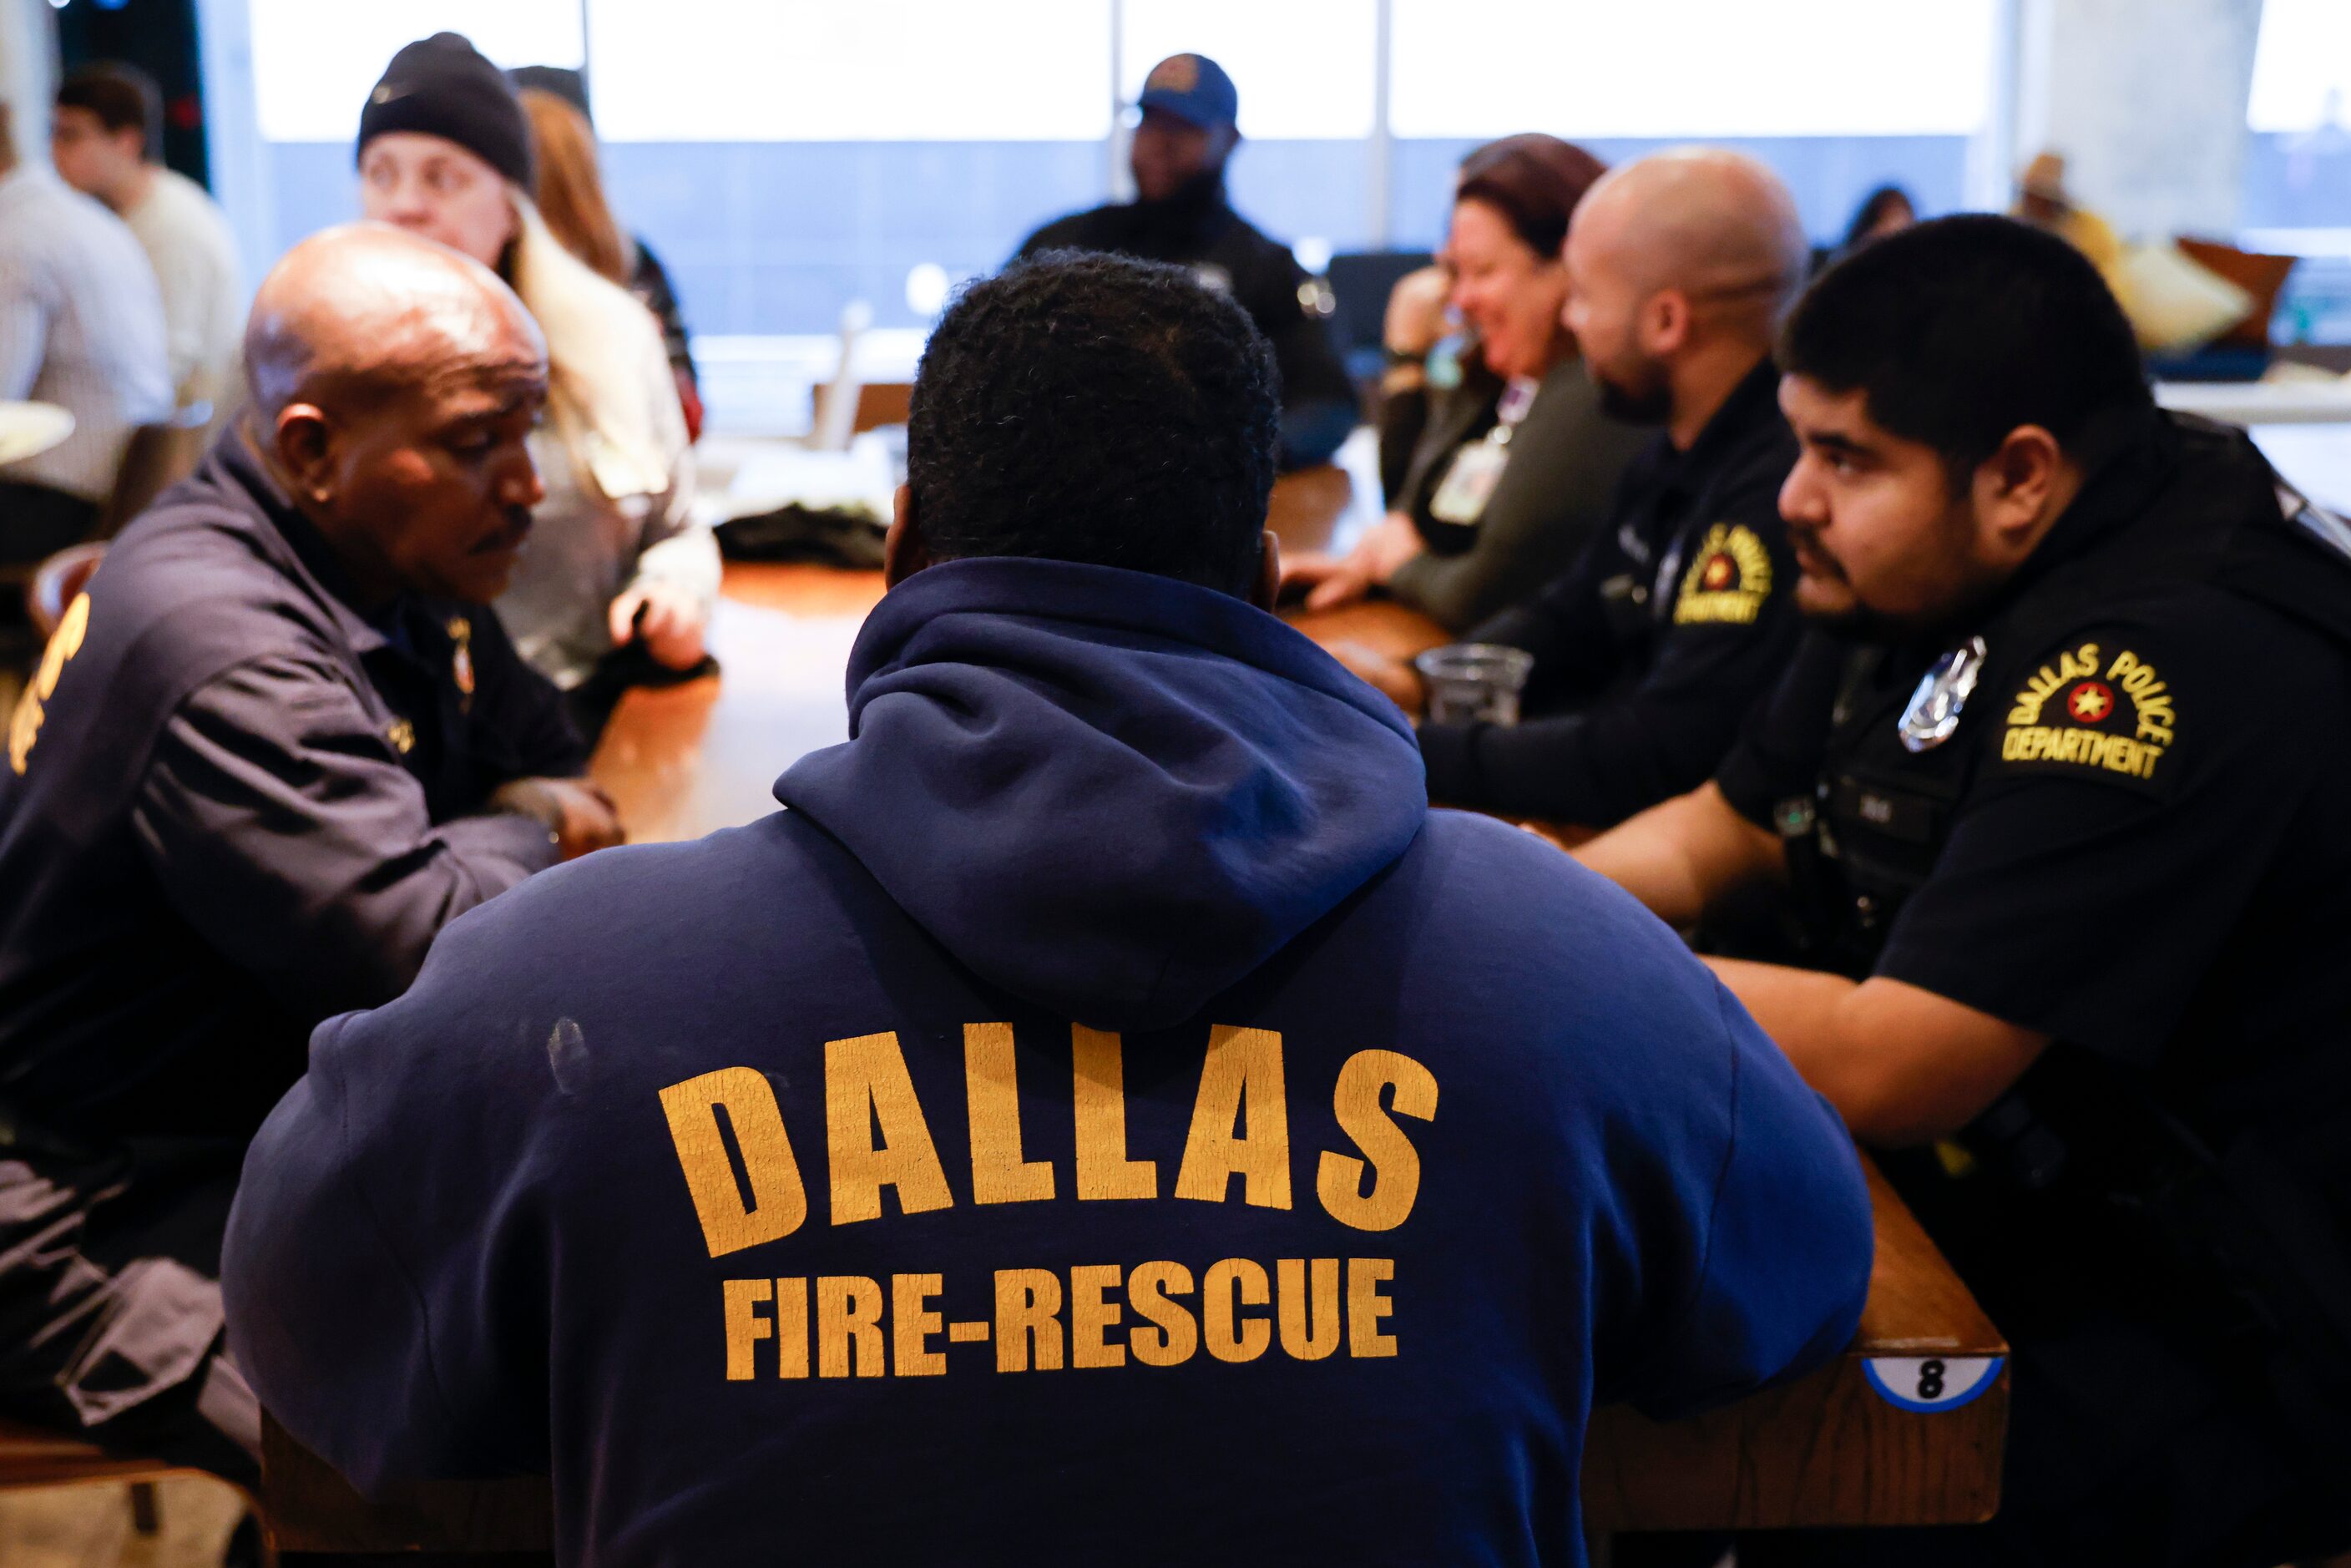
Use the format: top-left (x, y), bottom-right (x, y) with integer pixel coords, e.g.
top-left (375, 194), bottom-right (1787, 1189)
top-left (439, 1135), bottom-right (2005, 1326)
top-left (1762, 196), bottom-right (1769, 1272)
top-left (2000, 639), bottom-right (2176, 785)
top-left (1671, 523), bottom-right (1772, 625)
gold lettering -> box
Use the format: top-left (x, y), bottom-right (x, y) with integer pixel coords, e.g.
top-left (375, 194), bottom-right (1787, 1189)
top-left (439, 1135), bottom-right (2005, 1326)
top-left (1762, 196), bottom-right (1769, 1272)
top-left (993, 1268), bottom-right (1064, 1373)
top-left (1276, 1258), bottom-right (1342, 1361)
top-left (1201, 1257), bottom-right (1272, 1363)
top-left (1126, 1262), bottom-right (1197, 1367)
top-left (1069, 1264), bottom-right (1126, 1368)
top-left (2004, 726), bottom-right (2165, 779)
top-left (660, 1067), bottom-right (809, 1258)
top-left (10, 594), bottom-right (92, 776)
top-left (963, 1024), bottom-right (1054, 1205)
top-left (816, 1276), bottom-right (886, 1378)
top-left (892, 1273), bottom-right (946, 1377)
top-left (1175, 1026), bottom-right (1292, 1210)
top-left (1348, 1258), bottom-right (1398, 1358)
top-left (722, 1278), bottom-right (771, 1380)
top-left (1317, 1050), bottom-right (1438, 1232)
top-left (776, 1277), bottom-right (809, 1378)
top-left (825, 1032), bottom-right (955, 1225)
top-left (1072, 1026), bottom-right (1157, 1200)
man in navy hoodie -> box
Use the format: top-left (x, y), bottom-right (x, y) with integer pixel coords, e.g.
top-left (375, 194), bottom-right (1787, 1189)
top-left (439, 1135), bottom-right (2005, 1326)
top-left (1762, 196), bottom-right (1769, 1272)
top-left (224, 252), bottom-right (1873, 1566)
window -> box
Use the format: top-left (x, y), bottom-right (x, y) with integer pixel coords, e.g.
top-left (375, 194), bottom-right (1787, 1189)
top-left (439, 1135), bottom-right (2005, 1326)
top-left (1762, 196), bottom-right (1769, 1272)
top-left (247, 0), bottom-right (580, 142)
top-left (221, 0), bottom-right (2019, 412)
top-left (586, 0), bottom-right (1111, 142)
top-left (1387, 0), bottom-right (1997, 139)
top-left (2247, 0), bottom-right (2351, 137)
top-left (2239, 0), bottom-right (2351, 343)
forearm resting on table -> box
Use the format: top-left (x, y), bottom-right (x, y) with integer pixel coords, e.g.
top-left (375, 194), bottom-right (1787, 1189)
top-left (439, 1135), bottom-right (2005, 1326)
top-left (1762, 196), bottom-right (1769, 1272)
top-left (1706, 960), bottom-right (2050, 1147)
top-left (1573, 782), bottom-right (1782, 928)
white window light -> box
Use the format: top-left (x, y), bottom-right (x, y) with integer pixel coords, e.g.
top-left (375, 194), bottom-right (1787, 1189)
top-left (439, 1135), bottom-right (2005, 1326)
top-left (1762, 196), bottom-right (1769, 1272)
top-left (1388, 0), bottom-right (1998, 140)
top-left (248, 0), bottom-right (582, 143)
top-left (586, 0), bottom-right (1112, 142)
top-left (2247, 0), bottom-right (2351, 134)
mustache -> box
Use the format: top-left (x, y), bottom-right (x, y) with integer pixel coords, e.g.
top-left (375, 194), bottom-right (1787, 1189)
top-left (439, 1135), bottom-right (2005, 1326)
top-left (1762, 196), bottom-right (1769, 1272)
top-left (473, 505), bottom-right (533, 554)
top-left (1786, 524), bottom-right (1850, 583)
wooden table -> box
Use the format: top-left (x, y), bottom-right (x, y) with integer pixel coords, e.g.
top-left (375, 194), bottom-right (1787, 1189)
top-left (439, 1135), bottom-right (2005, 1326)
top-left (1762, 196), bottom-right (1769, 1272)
top-left (266, 555), bottom-right (2007, 1549)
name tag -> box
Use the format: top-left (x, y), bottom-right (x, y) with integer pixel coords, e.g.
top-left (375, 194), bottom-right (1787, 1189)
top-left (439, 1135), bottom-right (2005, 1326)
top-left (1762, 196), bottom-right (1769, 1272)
top-left (1428, 439), bottom-right (1509, 526)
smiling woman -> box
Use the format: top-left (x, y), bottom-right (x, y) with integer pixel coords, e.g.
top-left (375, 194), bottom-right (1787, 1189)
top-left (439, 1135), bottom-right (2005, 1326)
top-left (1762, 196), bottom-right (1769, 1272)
top-left (1284, 134), bottom-right (1646, 632)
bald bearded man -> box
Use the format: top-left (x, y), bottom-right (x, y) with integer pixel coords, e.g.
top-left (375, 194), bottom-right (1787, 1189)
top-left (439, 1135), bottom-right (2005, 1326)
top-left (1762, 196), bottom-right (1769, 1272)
top-left (0, 223), bottom-right (614, 1473)
top-left (1337, 149), bottom-right (1810, 834)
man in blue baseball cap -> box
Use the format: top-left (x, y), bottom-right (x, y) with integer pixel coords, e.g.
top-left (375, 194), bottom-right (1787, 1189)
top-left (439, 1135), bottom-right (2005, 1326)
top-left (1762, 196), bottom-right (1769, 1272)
top-left (1017, 53), bottom-right (1357, 471)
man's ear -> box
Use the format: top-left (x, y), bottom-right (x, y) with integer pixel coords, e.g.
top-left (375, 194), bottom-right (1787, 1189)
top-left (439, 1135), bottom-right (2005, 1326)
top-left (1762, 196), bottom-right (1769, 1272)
top-left (1972, 424), bottom-right (2067, 561)
top-left (883, 483), bottom-right (933, 588)
top-left (272, 404), bottom-right (337, 508)
top-left (1641, 288), bottom-right (1691, 357)
top-left (1250, 529), bottom-right (1281, 612)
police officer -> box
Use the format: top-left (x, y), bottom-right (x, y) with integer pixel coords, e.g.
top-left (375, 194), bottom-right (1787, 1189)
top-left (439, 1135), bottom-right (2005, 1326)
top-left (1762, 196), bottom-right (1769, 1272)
top-left (1015, 53), bottom-right (1356, 471)
top-left (1579, 215), bottom-right (2351, 1565)
top-left (0, 224), bottom-right (618, 1473)
top-left (1336, 149), bottom-right (1810, 832)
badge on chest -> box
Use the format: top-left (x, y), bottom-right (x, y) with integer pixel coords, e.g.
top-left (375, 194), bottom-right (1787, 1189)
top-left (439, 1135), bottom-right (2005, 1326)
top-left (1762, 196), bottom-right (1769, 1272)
top-left (1898, 635), bottom-right (1988, 752)
top-left (1427, 440), bottom-right (1509, 525)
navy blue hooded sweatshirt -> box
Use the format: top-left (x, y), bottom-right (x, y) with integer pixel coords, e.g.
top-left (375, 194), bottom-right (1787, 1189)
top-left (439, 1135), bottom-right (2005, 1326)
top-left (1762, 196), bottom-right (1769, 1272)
top-left (224, 557), bottom-right (1872, 1567)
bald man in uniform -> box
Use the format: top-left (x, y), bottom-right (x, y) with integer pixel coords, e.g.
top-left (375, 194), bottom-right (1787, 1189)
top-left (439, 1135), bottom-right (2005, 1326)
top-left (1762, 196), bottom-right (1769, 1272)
top-left (0, 223), bottom-right (614, 1473)
top-left (1337, 149), bottom-right (1812, 834)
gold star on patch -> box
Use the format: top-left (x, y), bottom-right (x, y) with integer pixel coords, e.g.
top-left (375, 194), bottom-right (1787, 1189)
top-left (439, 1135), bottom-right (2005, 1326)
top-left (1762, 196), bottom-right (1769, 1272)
top-left (2068, 682), bottom-right (2113, 723)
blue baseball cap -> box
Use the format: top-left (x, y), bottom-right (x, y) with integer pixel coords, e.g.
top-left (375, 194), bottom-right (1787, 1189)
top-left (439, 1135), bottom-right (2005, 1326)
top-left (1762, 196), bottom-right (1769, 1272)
top-left (1135, 53), bottom-right (1238, 130)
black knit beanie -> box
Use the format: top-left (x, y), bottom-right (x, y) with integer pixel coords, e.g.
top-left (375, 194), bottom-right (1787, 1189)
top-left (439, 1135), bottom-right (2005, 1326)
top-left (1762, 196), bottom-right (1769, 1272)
top-left (356, 33), bottom-right (534, 190)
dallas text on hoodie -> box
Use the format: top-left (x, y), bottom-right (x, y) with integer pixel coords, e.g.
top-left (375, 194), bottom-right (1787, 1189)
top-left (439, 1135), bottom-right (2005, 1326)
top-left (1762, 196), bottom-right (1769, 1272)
top-left (665, 1023), bottom-right (1433, 1379)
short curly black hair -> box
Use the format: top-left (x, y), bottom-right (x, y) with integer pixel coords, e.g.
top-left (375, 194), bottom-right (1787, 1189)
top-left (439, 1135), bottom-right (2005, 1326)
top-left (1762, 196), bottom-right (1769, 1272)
top-left (906, 250), bottom-right (1282, 597)
top-left (1781, 214), bottom-right (2151, 488)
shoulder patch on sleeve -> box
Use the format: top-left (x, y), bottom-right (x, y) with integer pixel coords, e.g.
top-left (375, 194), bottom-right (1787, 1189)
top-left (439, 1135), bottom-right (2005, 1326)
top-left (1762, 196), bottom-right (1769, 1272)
top-left (1995, 637), bottom-right (2177, 789)
top-left (1672, 523), bottom-right (1773, 625)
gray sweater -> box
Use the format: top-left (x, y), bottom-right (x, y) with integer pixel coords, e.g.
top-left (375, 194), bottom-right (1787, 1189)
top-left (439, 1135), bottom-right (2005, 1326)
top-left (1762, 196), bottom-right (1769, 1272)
top-left (1387, 357), bottom-right (1646, 634)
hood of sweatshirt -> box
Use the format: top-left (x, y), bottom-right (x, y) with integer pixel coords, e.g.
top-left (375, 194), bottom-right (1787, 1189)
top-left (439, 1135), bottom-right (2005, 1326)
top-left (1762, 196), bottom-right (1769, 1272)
top-left (774, 556), bottom-right (1427, 1032)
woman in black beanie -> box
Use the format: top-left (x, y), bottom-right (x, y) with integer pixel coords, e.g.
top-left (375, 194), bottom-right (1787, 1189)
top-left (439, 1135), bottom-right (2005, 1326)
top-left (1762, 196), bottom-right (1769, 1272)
top-left (356, 33), bottom-right (718, 739)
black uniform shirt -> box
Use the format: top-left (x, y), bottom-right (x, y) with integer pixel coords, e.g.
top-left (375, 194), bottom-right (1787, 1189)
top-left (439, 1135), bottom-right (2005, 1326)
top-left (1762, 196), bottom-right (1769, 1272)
top-left (1716, 412), bottom-right (2351, 1151)
top-left (0, 431), bottom-right (584, 1141)
top-left (1018, 175), bottom-right (1357, 470)
top-left (1416, 359), bottom-right (1801, 827)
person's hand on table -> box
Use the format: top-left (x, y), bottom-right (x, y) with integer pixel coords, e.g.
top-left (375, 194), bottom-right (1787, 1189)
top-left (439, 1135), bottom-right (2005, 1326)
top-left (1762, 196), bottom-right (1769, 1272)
top-left (1283, 549), bottom-right (1373, 610)
top-left (609, 581), bottom-right (709, 671)
top-left (1297, 513), bottom-right (1428, 611)
top-left (1327, 639), bottom-right (1426, 716)
top-left (491, 776), bottom-right (625, 861)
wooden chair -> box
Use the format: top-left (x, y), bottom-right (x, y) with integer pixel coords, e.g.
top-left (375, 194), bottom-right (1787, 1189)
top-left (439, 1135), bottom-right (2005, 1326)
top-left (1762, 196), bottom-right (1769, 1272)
top-left (850, 380), bottom-right (913, 434)
top-left (0, 413), bottom-right (199, 626)
top-left (806, 301), bottom-right (873, 453)
top-left (28, 540), bottom-right (104, 638)
top-left (95, 415), bottom-right (206, 539)
top-left (0, 1415), bottom-right (274, 1564)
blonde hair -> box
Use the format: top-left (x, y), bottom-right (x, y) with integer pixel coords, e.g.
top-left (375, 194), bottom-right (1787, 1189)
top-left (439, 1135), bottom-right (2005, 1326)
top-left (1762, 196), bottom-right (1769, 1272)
top-left (501, 190), bottom-right (682, 501)
top-left (519, 88), bottom-right (630, 286)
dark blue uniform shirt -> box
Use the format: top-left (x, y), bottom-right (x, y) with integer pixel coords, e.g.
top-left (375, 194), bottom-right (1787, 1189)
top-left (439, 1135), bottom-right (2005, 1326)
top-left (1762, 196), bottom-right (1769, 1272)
top-left (1417, 359), bottom-right (1802, 829)
top-left (0, 429), bottom-right (582, 1143)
